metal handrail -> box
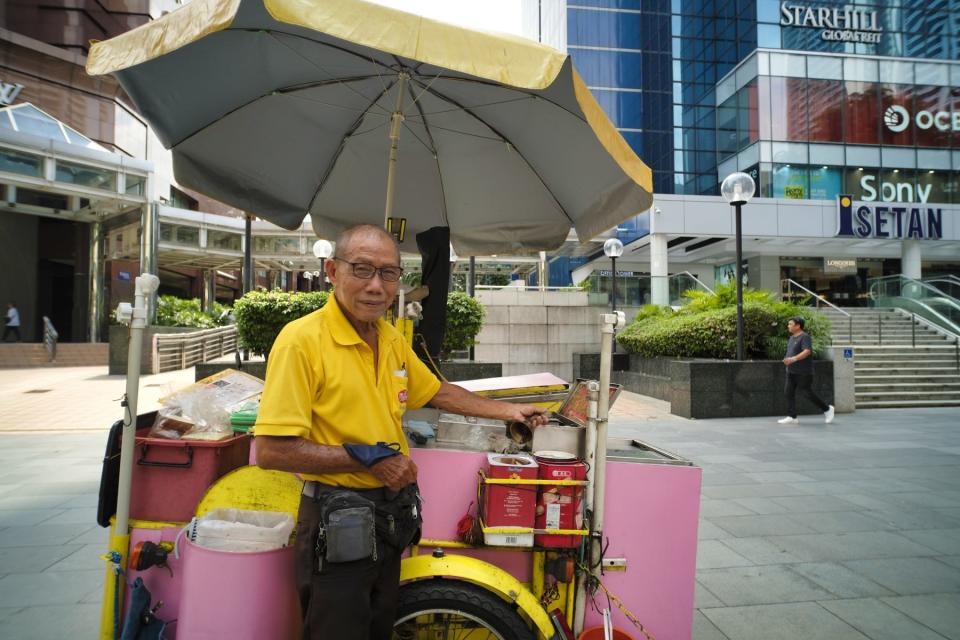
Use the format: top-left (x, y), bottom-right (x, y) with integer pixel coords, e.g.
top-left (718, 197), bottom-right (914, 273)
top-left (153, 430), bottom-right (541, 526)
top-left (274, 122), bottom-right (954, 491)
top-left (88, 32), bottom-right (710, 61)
top-left (781, 279), bottom-right (851, 344)
top-left (152, 325), bottom-right (238, 373)
top-left (672, 271), bottom-right (716, 295)
top-left (869, 274), bottom-right (960, 301)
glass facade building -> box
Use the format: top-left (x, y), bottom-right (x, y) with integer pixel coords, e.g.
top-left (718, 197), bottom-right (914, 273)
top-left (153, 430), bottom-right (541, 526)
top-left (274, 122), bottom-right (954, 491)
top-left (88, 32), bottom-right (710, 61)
top-left (566, 0), bottom-right (960, 200)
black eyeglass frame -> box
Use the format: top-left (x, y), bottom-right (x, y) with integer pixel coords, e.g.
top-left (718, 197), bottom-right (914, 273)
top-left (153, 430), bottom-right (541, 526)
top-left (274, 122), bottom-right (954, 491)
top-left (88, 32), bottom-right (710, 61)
top-left (333, 258), bottom-right (404, 282)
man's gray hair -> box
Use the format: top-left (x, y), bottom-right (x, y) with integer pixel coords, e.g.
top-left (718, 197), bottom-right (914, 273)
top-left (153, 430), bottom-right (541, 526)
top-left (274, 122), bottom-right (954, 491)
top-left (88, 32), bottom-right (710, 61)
top-left (333, 224), bottom-right (401, 261)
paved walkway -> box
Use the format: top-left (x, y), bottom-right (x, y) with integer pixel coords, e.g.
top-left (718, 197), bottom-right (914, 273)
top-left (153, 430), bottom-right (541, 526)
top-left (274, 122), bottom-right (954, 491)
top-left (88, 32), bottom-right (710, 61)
top-left (0, 366), bottom-right (957, 638)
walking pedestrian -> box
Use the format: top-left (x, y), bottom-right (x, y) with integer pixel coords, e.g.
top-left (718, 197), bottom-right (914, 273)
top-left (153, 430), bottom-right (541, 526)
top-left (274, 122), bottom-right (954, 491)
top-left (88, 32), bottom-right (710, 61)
top-left (3, 302), bottom-right (21, 342)
top-left (778, 316), bottom-right (834, 424)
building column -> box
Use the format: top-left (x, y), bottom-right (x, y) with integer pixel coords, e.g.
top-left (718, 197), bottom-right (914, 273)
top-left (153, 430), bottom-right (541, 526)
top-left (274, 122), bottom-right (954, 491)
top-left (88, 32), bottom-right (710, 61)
top-left (901, 240), bottom-right (921, 280)
top-left (650, 233), bottom-right (669, 306)
top-left (88, 221), bottom-right (104, 342)
top-left (747, 255), bottom-right (781, 294)
top-left (140, 203), bottom-right (159, 322)
top-left (203, 270), bottom-right (216, 312)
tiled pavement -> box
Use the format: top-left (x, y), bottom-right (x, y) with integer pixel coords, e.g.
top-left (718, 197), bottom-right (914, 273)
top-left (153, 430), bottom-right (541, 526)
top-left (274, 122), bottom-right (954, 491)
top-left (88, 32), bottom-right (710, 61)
top-left (0, 365), bottom-right (957, 638)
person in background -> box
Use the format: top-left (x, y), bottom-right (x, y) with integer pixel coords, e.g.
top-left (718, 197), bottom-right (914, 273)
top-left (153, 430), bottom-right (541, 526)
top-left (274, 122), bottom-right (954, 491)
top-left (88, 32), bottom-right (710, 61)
top-left (255, 223), bottom-right (549, 639)
top-left (4, 302), bottom-right (21, 342)
top-left (778, 316), bottom-right (834, 425)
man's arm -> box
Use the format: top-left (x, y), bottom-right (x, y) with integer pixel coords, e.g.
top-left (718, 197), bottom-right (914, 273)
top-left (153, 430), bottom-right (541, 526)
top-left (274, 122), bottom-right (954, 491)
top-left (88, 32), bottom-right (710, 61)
top-left (430, 382), bottom-right (550, 427)
top-left (783, 348), bottom-right (812, 365)
top-left (257, 436), bottom-right (417, 491)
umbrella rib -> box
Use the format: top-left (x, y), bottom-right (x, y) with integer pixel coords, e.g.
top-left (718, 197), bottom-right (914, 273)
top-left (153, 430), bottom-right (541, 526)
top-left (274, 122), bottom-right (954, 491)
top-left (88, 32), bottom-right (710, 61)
top-left (306, 80), bottom-right (398, 215)
top-left (412, 79), bottom-right (576, 226)
top-left (266, 30), bottom-right (393, 117)
top-left (405, 82), bottom-right (449, 227)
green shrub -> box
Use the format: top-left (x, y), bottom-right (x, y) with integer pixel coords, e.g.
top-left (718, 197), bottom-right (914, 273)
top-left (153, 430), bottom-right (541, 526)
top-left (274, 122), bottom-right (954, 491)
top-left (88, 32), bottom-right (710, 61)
top-left (442, 291), bottom-right (485, 356)
top-left (617, 303), bottom-right (778, 358)
top-left (617, 283), bottom-right (833, 360)
top-left (156, 295), bottom-right (217, 329)
top-left (233, 289), bottom-right (329, 357)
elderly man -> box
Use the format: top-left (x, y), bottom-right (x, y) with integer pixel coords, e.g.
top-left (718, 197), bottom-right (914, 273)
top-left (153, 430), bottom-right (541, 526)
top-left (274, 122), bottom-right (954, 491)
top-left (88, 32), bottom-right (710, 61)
top-left (255, 224), bottom-right (548, 639)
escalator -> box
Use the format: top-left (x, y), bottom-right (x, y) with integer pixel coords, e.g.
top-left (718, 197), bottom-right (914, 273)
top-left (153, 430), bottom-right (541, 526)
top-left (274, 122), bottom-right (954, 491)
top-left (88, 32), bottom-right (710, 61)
top-left (868, 275), bottom-right (960, 338)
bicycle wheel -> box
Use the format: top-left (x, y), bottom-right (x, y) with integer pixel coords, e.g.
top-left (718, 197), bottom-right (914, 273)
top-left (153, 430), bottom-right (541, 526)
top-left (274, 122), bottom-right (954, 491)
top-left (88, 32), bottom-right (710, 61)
top-left (393, 579), bottom-right (536, 640)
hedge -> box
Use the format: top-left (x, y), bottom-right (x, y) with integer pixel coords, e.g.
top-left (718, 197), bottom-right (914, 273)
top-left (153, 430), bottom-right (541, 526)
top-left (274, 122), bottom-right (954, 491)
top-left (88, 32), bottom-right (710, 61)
top-left (155, 295), bottom-right (232, 329)
top-left (442, 291), bottom-right (485, 356)
top-left (616, 282), bottom-right (832, 360)
top-left (233, 290), bottom-right (329, 357)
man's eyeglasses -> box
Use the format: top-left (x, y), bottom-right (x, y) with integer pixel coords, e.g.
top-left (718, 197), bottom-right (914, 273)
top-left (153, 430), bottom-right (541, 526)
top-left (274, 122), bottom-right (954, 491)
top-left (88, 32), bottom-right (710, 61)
top-left (334, 258), bottom-right (403, 282)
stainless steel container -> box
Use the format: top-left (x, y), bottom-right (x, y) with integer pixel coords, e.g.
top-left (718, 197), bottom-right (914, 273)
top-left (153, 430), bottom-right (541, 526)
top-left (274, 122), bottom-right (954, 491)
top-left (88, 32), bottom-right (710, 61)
top-left (436, 413), bottom-right (506, 450)
top-left (531, 421), bottom-right (585, 458)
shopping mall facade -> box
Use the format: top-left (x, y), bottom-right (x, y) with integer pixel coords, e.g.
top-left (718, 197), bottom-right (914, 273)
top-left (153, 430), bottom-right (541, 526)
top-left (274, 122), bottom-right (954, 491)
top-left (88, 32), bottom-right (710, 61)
top-left (540, 0), bottom-right (960, 306)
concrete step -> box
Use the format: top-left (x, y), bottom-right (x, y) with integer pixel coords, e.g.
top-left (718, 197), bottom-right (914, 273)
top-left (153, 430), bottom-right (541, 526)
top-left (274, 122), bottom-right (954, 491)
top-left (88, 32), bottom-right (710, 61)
top-left (856, 391), bottom-right (960, 402)
top-left (854, 355), bottom-right (958, 362)
top-left (856, 366), bottom-right (960, 376)
top-left (857, 374), bottom-right (960, 383)
top-left (857, 382), bottom-right (960, 392)
top-left (0, 343), bottom-right (108, 368)
top-left (857, 398), bottom-right (960, 408)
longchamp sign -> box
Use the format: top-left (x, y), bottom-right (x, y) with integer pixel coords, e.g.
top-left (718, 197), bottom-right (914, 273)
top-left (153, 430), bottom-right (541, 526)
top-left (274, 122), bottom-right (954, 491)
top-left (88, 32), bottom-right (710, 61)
top-left (780, 3), bottom-right (882, 44)
top-left (836, 195), bottom-right (943, 240)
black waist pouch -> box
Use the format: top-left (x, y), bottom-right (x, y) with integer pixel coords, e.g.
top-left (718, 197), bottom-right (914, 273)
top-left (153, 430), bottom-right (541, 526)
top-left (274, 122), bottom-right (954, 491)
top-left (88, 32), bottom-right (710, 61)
top-left (375, 484), bottom-right (423, 551)
top-left (318, 490), bottom-right (377, 564)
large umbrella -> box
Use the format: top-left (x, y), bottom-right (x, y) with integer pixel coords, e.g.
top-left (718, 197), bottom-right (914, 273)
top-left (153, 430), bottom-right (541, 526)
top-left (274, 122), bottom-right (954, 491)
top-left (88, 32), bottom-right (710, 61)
top-left (86, 0), bottom-right (653, 255)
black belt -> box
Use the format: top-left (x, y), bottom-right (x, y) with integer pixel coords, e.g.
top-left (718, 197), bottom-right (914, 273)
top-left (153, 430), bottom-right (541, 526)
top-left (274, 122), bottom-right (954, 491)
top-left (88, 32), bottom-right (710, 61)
top-left (302, 479), bottom-right (392, 501)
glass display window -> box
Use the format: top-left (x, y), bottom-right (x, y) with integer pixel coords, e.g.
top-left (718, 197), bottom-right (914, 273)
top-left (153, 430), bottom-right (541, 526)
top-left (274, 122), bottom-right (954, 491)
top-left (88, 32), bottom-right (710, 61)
top-left (809, 166), bottom-right (843, 200)
top-left (808, 79), bottom-right (845, 143)
top-left (880, 83), bottom-right (916, 147)
top-left (844, 81), bottom-right (880, 145)
top-left (772, 163), bottom-right (809, 199)
top-left (769, 76), bottom-right (808, 141)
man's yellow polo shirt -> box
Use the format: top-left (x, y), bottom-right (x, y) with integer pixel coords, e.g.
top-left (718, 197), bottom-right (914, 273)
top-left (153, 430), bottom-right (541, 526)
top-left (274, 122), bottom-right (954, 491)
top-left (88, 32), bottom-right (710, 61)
top-left (254, 294), bottom-right (441, 488)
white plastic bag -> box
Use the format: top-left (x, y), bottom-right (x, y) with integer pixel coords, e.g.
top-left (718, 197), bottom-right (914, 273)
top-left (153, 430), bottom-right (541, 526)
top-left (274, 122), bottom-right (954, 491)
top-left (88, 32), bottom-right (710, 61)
top-left (187, 508), bottom-right (295, 553)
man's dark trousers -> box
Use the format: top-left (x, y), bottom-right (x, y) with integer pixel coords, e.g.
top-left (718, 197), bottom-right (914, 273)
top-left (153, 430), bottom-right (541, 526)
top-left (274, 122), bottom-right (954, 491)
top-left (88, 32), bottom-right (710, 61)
top-left (295, 491), bottom-right (401, 640)
top-left (784, 372), bottom-right (829, 418)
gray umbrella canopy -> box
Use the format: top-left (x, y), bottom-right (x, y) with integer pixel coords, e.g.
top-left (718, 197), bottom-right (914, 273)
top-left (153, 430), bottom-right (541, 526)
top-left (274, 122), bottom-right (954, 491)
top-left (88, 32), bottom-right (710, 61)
top-left (88, 0), bottom-right (653, 255)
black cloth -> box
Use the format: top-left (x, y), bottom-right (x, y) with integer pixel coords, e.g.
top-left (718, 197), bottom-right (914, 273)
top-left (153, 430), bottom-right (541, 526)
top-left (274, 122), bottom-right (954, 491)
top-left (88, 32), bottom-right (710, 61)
top-left (295, 491), bottom-right (402, 640)
top-left (2, 326), bottom-right (20, 342)
top-left (784, 372), bottom-right (829, 418)
top-left (785, 332), bottom-right (814, 374)
top-left (413, 226), bottom-right (451, 372)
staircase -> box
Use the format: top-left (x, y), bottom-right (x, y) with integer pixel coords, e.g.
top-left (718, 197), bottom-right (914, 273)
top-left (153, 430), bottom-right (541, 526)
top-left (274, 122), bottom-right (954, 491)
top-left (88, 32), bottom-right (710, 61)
top-left (818, 307), bottom-right (960, 408)
top-left (0, 343), bottom-right (109, 368)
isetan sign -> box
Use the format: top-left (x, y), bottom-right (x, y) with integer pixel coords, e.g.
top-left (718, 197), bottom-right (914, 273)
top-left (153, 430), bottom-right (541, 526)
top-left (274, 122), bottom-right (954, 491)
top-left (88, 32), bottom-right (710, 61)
top-left (780, 3), bottom-right (882, 44)
top-left (836, 195), bottom-right (943, 240)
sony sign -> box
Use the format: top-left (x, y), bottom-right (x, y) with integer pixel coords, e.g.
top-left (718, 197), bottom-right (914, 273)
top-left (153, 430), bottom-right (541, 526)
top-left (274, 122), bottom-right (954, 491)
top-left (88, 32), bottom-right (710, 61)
top-left (780, 3), bottom-right (882, 44)
top-left (836, 195), bottom-right (942, 240)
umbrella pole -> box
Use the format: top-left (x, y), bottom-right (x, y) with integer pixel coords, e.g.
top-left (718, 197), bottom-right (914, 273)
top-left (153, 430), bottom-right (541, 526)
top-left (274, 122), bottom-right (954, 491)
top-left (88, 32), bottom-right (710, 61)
top-left (383, 72), bottom-right (409, 229)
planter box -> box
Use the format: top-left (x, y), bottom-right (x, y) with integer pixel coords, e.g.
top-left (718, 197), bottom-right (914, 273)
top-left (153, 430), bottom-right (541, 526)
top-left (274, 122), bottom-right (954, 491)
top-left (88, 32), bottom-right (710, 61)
top-left (196, 358), bottom-right (500, 383)
top-left (109, 325), bottom-right (196, 375)
top-left (574, 353), bottom-right (834, 419)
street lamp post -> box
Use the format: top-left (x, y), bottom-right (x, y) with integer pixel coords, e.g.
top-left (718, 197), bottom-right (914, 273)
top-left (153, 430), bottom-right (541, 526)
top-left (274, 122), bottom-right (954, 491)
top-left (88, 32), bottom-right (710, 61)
top-left (720, 172), bottom-right (756, 361)
top-left (312, 239), bottom-right (333, 292)
top-left (603, 238), bottom-right (624, 314)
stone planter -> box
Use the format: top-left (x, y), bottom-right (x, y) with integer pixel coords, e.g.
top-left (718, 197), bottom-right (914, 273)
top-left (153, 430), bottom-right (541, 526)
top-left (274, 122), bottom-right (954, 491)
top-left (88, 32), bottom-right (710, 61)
top-left (109, 325), bottom-right (196, 375)
top-left (574, 353), bottom-right (834, 419)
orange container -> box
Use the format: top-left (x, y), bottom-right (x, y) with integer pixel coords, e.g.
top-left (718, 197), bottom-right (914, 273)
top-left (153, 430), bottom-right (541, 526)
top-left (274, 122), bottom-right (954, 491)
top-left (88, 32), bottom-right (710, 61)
top-left (579, 626), bottom-right (634, 640)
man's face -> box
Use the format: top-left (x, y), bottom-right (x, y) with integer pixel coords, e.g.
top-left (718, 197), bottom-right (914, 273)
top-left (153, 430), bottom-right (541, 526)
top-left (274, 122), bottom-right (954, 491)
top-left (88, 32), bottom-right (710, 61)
top-left (327, 232), bottom-right (400, 325)
top-left (787, 320), bottom-right (800, 335)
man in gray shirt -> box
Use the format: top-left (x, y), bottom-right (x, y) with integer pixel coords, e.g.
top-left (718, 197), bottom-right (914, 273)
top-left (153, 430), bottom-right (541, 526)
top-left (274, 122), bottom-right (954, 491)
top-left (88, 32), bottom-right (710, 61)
top-left (778, 316), bottom-right (834, 424)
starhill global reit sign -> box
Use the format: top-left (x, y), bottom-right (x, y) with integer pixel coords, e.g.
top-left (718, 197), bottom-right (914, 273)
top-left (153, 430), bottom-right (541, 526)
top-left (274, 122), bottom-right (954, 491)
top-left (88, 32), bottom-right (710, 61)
top-left (780, 3), bottom-right (883, 44)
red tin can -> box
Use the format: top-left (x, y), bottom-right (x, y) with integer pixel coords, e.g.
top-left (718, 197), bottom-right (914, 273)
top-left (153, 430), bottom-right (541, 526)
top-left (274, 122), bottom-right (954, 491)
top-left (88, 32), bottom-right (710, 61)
top-left (483, 453), bottom-right (538, 546)
top-left (534, 453), bottom-right (587, 548)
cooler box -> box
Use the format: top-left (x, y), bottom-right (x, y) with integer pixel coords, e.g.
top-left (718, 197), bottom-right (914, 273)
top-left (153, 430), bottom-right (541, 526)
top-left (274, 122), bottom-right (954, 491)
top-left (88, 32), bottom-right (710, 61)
top-left (129, 429), bottom-right (250, 522)
top-left (482, 453), bottom-right (538, 547)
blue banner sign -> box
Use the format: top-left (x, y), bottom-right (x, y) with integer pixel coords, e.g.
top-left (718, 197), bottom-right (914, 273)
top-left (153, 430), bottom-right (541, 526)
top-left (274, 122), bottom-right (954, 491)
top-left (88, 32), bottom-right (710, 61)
top-left (836, 195), bottom-right (942, 240)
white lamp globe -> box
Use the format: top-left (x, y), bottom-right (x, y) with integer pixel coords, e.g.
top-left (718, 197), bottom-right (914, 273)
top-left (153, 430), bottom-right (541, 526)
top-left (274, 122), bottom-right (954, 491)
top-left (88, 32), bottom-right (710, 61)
top-left (603, 238), bottom-right (624, 258)
top-left (312, 239), bottom-right (333, 259)
top-left (721, 172), bottom-right (756, 205)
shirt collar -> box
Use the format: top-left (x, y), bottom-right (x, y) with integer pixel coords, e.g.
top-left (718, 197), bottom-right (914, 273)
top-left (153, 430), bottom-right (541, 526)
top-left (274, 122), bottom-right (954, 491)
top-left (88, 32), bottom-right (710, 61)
top-left (325, 294), bottom-right (397, 346)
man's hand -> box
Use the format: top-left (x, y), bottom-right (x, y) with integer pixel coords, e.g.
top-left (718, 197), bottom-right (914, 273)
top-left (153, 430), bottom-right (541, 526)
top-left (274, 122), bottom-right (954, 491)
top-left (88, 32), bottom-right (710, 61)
top-left (783, 356), bottom-right (793, 365)
top-left (506, 404), bottom-right (550, 429)
top-left (371, 454), bottom-right (418, 491)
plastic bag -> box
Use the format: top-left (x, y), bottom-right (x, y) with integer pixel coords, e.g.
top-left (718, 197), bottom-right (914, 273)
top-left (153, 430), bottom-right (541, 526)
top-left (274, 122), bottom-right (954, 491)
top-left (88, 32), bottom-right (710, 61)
top-left (185, 508), bottom-right (295, 553)
top-left (154, 369), bottom-right (264, 436)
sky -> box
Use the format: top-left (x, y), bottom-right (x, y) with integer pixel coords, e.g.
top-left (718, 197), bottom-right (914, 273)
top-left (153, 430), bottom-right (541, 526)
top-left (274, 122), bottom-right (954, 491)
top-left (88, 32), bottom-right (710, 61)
top-left (365, 0), bottom-right (525, 36)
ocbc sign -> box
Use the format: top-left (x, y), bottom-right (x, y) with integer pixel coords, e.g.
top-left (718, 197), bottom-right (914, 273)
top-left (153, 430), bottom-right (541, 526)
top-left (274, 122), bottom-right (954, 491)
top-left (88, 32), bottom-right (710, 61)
top-left (884, 105), bottom-right (960, 133)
